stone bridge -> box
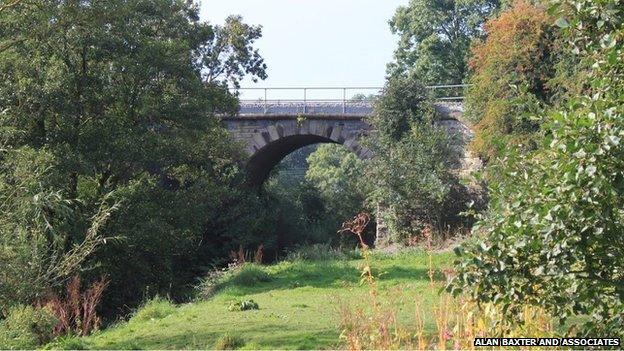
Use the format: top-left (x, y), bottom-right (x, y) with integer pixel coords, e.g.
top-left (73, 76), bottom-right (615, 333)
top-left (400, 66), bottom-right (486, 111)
top-left (222, 87), bottom-right (470, 186)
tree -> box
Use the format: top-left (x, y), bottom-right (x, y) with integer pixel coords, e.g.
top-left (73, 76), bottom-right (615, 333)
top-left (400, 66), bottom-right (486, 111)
top-left (387, 0), bottom-right (500, 85)
top-left (364, 76), bottom-right (466, 242)
top-left (306, 144), bottom-right (371, 223)
top-left (464, 0), bottom-right (582, 162)
top-left (0, 0), bottom-right (267, 315)
top-left (450, 0), bottom-right (624, 336)
top-left (201, 15), bottom-right (268, 88)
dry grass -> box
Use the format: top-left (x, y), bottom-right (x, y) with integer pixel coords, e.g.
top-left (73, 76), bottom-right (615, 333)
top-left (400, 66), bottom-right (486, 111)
top-left (228, 244), bottom-right (265, 265)
top-left (338, 223), bottom-right (556, 350)
top-left (42, 275), bottom-right (108, 337)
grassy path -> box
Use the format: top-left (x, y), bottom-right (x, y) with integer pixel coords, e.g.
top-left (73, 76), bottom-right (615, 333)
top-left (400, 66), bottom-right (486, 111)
top-left (50, 250), bottom-right (453, 349)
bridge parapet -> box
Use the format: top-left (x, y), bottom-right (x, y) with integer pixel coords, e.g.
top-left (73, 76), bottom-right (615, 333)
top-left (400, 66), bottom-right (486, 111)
top-left (230, 85), bottom-right (467, 117)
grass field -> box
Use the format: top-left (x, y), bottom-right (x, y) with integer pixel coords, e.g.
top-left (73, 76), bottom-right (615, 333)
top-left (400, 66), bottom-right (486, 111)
top-left (47, 249), bottom-right (454, 350)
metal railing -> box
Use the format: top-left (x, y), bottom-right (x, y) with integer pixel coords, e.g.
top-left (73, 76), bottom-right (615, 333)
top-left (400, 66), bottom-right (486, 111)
top-left (230, 85), bottom-right (469, 115)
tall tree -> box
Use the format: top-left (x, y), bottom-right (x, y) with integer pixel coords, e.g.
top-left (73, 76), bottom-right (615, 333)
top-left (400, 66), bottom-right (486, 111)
top-left (387, 0), bottom-right (499, 85)
top-left (0, 0), bottom-right (267, 314)
top-left (464, 0), bottom-right (583, 162)
top-left (364, 77), bottom-right (466, 242)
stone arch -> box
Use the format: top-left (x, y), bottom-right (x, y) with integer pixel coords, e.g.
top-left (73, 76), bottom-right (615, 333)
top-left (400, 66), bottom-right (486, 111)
top-left (244, 119), bottom-right (371, 186)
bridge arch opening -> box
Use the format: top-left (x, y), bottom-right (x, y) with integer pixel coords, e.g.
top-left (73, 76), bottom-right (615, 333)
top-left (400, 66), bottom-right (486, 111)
top-left (244, 120), bottom-right (370, 187)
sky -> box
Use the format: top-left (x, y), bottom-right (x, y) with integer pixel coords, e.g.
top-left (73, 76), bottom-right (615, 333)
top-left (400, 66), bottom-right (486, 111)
top-left (199, 0), bottom-right (408, 100)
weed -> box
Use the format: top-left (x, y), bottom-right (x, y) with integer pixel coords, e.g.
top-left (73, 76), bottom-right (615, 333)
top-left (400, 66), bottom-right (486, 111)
top-left (337, 218), bottom-right (557, 350)
top-left (228, 299), bottom-right (259, 312)
top-left (229, 244), bottom-right (264, 265)
top-left (42, 275), bottom-right (108, 337)
top-left (0, 304), bottom-right (58, 349)
top-left (214, 333), bottom-right (245, 350)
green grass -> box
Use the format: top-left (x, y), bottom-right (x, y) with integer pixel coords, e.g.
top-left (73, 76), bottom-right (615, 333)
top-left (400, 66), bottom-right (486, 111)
top-left (48, 248), bottom-right (453, 350)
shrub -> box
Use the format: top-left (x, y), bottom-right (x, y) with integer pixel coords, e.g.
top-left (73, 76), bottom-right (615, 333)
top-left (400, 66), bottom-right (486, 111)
top-left (227, 299), bottom-right (259, 312)
top-left (214, 333), bottom-right (245, 350)
top-left (0, 305), bottom-right (58, 349)
top-left (363, 75), bottom-right (473, 244)
top-left (451, 0), bottom-right (624, 336)
top-left (43, 275), bottom-right (108, 336)
top-left (0, 148), bottom-right (117, 313)
top-left (465, 0), bottom-right (580, 162)
top-left (130, 297), bottom-right (176, 323)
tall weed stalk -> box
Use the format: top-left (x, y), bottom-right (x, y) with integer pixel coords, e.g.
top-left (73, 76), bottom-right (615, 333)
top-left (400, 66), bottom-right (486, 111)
top-left (41, 275), bottom-right (108, 337)
top-left (338, 218), bottom-right (556, 350)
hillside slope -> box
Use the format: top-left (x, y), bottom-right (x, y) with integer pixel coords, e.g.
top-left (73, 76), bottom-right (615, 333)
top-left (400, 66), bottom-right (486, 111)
top-left (48, 250), bottom-right (453, 350)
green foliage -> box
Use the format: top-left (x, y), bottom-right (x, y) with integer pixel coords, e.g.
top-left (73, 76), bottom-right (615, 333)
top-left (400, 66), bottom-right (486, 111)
top-left (365, 76), bottom-right (468, 242)
top-left (214, 333), bottom-right (245, 350)
top-left (465, 0), bottom-right (582, 162)
top-left (0, 147), bottom-right (116, 312)
top-left (451, 0), bottom-right (624, 336)
top-left (0, 305), bottom-right (58, 349)
top-left (284, 244), bottom-right (358, 262)
top-left (227, 265), bottom-right (272, 287)
top-left (263, 172), bottom-right (346, 247)
top-left (0, 0), bottom-right (268, 317)
top-left (202, 15), bottom-right (267, 88)
top-left (368, 77), bottom-right (434, 142)
top-left (130, 297), bottom-right (177, 323)
top-left (306, 144), bottom-right (372, 224)
top-left (388, 0), bottom-right (500, 84)
top-left (228, 299), bottom-right (259, 312)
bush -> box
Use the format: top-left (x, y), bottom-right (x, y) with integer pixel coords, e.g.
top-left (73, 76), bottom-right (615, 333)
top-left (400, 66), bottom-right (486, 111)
top-left (228, 299), bottom-right (259, 312)
top-left (0, 148), bottom-right (116, 313)
top-left (130, 297), bottom-right (177, 323)
top-left (0, 305), bottom-right (58, 349)
top-left (451, 0), bottom-right (624, 336)
top-left (214, 333), bottom-right (245, 349)
top-left (465, 0), bottom-right (580, 162)
top-left (362, 75), bottom-right (472, 244)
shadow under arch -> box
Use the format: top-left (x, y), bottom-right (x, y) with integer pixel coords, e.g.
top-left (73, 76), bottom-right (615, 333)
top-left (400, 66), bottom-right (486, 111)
top-left (243, 120), bottom-right (371, 187)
